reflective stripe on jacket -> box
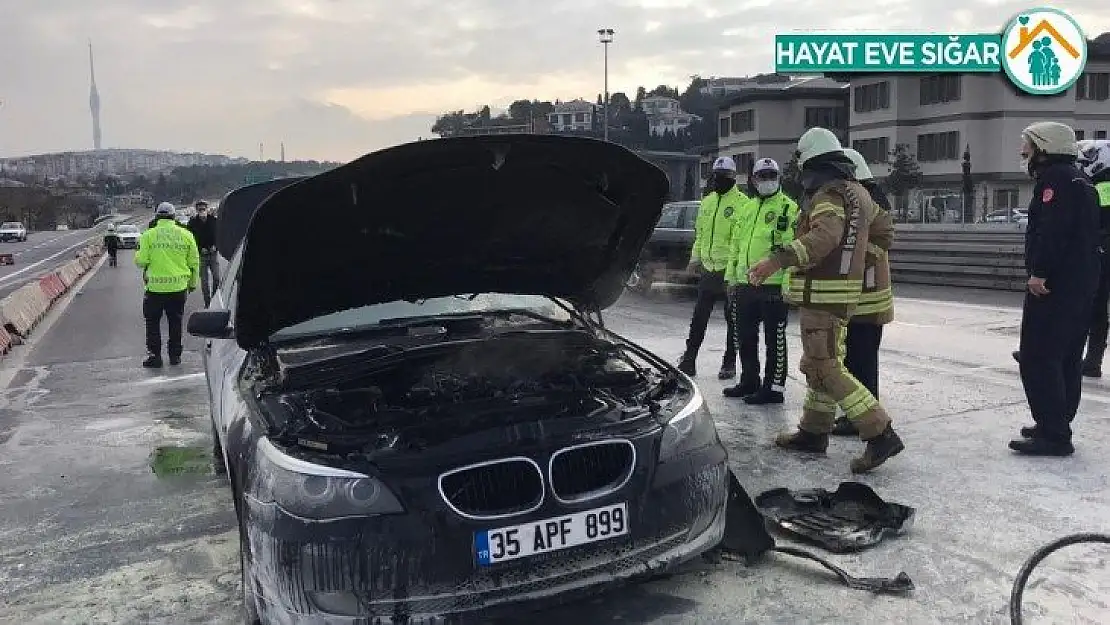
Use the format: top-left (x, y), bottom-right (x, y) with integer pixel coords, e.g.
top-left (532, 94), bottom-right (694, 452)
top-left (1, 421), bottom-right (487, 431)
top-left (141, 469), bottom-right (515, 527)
top-left (725, 191), bottom-right (799, 286)
top-left (135, 219), bottom-right (200, 293)
top-left (851, 206), bottom-right (894, 325)
top-left (691, 185), bottom-right (748, 272)
top-left (771, 179), bottom-right (876, 319)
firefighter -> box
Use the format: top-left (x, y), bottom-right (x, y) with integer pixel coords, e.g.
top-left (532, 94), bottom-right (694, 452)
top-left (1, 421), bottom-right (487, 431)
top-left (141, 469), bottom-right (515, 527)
top-left (831, 148), bottom-right (896, 436)
top-left (678, 156), bottom-right (748, 379)
top-left (1077, 139), bottom-right (1110, 378)
top-left (723, 157), bottom-right (798, 404)
top-left (1012, 122), bottom-right (1101, 456)
top-left (747, 128), bottom-right (904, 473)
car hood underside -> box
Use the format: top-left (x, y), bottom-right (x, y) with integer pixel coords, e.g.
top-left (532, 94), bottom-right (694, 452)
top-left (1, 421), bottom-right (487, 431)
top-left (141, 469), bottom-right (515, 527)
top-left (233, 134), bottom-right (670, 349)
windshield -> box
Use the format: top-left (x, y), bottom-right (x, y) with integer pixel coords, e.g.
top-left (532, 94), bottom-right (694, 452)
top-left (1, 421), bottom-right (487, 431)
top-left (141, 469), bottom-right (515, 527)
top-left (117, 225), bottom-right (138, 233)
top-left (272, 293), bottom-right (574, 340)
top-left (1, 222), bottom-right (21, 229)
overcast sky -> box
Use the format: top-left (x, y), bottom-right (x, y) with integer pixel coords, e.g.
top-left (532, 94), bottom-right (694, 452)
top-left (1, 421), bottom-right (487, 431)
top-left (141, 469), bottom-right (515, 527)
top-left (2, 1), bottom-right (1107, 162)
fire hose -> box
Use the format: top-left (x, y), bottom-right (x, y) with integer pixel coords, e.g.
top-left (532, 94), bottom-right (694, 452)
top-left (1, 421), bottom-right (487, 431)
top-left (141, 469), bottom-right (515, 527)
top-left (1009, 532), bottom-right (1110, 624)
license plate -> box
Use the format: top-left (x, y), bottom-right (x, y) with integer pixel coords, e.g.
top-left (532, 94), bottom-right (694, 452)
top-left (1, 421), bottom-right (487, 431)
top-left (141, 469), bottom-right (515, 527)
top-left (475, 502), bottom-right (628, 566)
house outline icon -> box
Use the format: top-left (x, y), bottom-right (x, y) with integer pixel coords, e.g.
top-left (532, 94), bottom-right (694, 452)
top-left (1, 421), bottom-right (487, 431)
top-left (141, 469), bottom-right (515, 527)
top-left (1008, 17), bottom-right (1081, 59)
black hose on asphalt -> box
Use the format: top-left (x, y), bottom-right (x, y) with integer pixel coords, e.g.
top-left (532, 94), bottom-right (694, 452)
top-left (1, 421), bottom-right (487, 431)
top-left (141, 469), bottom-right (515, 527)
top-left (1009, 532), bottom-right (1110, 624)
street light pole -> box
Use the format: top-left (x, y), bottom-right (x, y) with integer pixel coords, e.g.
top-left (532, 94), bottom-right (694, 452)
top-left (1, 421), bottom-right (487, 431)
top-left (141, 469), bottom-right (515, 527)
top-left (598, 28), bottom-right (614, 142)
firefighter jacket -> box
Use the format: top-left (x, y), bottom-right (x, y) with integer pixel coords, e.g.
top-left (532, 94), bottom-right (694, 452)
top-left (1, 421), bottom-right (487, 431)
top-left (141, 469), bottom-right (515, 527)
top-left (724, 190), bottom-right (799, 286)
top-left (852, 187), bottom-right (895, 325)
top-left (691, 184), bottom-right (748, 272)
top-left (135, 218), bottom-right (200, 294)
top-left (770, 179), bottom-right (876, 319)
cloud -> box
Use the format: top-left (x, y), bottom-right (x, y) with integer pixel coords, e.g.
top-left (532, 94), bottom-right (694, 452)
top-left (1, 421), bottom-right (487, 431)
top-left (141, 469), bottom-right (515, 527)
top-left (1, 0), bottom-right (1107, 160)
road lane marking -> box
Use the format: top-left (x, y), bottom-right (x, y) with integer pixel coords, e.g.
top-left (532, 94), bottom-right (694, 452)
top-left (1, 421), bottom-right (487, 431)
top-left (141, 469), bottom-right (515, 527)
top-left (137, 373), bottom-right (205, 385)
top-left (0, 234), bottom-right (99, 286)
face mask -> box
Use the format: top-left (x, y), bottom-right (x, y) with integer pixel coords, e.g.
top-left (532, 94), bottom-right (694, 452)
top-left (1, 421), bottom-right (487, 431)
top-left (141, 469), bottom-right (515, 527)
top-left (712, 174), bottom-right (735, 193)
top-left (755, 180), bottom-right (780, 197)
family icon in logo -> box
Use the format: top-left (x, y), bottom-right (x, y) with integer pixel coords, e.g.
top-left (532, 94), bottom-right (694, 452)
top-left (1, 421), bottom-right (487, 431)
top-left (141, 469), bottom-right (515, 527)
top-left (1001, 7), bottom-right (1088, 95)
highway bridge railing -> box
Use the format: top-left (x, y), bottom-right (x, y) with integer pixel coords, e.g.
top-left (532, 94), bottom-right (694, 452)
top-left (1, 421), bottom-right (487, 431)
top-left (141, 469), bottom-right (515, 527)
top-left (891, 224), bottom-right (1027, 292)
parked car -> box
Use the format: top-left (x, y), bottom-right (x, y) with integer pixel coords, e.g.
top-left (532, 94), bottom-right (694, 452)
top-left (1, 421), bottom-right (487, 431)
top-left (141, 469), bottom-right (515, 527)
top-left (115, 224), bottom-right (140, 248)
top-left (626, 200), bottom-right (699, 293)
top-left (0, 221), bottom-right (28, 242)
top-left (984, 208), bottom-right (1028, 224)
top-left (187, 135), bottom-right (729, 623)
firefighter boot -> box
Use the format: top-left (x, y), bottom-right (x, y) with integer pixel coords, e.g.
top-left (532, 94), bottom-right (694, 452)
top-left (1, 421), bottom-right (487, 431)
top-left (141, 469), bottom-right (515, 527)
top-left (142, 352), bottom-right (163, 368)
top-left (850, 425), bottom-right (905, 474)
top-left (774, 429), bottom-right (829, 454)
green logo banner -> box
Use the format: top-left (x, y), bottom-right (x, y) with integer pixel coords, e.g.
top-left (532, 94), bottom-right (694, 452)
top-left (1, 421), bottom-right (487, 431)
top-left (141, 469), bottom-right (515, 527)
top-left (773, 7), bottom-right (1089, 95)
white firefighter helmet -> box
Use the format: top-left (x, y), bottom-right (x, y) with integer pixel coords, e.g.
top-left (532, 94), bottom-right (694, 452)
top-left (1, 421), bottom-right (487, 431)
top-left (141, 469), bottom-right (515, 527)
top-left (841, 148), bottom-right (874, 181)
top-left (155, 202), bottom-right (176, 217)
top-left (797, 127), bottom-right (844, 167)
top-left (1021, 121), bottom-right (1077, 156)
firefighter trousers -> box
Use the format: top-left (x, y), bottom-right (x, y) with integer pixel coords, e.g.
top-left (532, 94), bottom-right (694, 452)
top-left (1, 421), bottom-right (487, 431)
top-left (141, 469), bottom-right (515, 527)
top-left (731, 284), bottom-right (789, 392)
top-left (1020, 289), bottom-right (1093, 442)
top-left (797, 308), bottom-right (892, 440)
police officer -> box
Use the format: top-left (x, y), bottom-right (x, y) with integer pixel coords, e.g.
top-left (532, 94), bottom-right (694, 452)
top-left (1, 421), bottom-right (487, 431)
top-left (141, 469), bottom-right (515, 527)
top-left (136, 202), bottom-right (200, 368)
top-left (103, 223), bottom-right (120, 267)
top-left (831, 148), bottom-right (896, 436)
top-left (748, 128), bottom-right (903, 473)
top-left (678, 156), bottom-right (748, 379)
top-left (723, 157), bottom-right (798, 404)
top-left (1012, 122), bottom-right (1101, 456)
top-left (1078, 140), bottom-right (1110, 378)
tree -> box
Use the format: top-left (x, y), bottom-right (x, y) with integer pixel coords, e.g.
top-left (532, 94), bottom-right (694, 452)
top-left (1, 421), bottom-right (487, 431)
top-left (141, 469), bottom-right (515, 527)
top-left (883, 144), bottom-right (922, 219)
top-left (609, 92), bottom-right (631, 114)
top-left (961, 145), bottom-right (974, 223)
top-left (634, 86), bottom-right (647, 110)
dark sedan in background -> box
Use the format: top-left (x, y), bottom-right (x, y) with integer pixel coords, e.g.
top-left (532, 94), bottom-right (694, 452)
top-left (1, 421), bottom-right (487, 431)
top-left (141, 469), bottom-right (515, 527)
top-left (625, 200), bottom-right (700, 294)
top-left (189, 135), bottom-right (730, 623)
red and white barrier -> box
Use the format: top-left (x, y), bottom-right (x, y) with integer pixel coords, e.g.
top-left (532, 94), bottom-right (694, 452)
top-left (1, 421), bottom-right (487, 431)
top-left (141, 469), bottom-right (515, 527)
top-left (0, 240), bottom-right (104, 349)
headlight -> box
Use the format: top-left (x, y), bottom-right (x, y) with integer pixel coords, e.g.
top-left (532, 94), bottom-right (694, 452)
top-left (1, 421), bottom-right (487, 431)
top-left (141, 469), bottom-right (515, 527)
top-left (658, 383), bottom-right (720, 462)
top-left (248, 438), bottom-right (404, 520)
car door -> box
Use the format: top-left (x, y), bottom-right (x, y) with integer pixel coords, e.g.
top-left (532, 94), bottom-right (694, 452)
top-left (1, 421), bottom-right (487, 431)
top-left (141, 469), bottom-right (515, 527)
top-left (204, 245), bottom-right (247, 444)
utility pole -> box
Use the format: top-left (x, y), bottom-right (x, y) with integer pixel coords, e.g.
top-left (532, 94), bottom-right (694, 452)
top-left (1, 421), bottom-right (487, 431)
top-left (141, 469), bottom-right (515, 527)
top-left (597, 29), bottom-right (614, 142)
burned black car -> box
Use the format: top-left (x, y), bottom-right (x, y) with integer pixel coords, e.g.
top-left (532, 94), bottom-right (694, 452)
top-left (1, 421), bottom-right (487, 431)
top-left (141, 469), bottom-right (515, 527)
top-left (188, 135), bottom-right (730, 623)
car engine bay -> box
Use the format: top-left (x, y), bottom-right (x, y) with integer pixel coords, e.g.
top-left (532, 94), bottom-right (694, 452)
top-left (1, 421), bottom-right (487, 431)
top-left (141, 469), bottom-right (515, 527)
top-left (252, 330), bottom-right (688, 458)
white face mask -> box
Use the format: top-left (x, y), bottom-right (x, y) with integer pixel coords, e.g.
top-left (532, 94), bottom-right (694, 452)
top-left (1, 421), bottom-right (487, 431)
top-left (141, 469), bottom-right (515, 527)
top-left (1020, 155), bottom-right (1030, 172)
top-left (755, 180), bottom-right (780, 197)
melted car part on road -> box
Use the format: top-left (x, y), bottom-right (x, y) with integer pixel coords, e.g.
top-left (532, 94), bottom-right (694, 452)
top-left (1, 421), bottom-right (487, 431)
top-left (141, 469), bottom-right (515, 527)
top-left (755, 482), bottom-right (916, 554)
top-left (720, 471), bottom-right (915, 595)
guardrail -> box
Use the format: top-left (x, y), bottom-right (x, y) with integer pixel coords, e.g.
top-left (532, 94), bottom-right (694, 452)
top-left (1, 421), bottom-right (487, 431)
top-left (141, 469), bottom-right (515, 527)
top-left (890, 224), bottom-right (1027, 292)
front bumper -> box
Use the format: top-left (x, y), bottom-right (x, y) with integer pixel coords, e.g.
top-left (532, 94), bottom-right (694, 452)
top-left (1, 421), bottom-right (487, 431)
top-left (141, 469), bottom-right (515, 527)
top-left (118, 239), bottom-right (138, 249)
top-left (242, 451), bottom-right (729, 623)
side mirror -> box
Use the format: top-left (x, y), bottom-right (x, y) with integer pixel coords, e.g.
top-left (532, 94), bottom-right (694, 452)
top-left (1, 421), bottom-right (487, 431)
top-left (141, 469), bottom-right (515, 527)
top-left (187, 310), bottom-right (233, 339)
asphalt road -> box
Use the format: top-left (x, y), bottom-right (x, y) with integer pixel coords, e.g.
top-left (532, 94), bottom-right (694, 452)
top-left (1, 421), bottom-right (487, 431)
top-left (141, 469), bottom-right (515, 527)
top-left (0, 229), bottom-right (104, 299)
top-left (1, 267), bottom-right (1109, 624)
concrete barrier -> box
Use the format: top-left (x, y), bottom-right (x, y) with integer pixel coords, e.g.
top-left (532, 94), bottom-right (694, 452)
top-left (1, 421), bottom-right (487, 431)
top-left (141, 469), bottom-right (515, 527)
top-left (0, 241), bottom-right (101, 349)
top-left (0, 282), bottom-right (53, 339)
top-left (891, 224), bottom-right (1027, 292)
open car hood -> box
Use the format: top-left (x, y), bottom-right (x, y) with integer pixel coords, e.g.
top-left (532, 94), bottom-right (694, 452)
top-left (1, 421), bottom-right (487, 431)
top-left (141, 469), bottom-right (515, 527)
top-left (234, 134), bottom-right (670, 349)
top-left (215, 176), bottom-right (308, 259)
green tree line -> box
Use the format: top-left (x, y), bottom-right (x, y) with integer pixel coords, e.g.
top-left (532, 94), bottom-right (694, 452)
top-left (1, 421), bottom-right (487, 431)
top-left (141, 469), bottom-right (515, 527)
top-left (431, 75), bottom-right (793, 152)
